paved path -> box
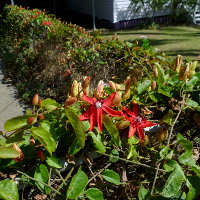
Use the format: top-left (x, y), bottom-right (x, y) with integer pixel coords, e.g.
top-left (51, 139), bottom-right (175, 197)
top-left (0, 59), bottom-right (26, 131)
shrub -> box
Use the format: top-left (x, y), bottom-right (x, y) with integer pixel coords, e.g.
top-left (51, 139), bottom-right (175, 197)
top-left (0, 5), bottom-right (169, 102)
top-left (0, 59), bottom-right (200, 199)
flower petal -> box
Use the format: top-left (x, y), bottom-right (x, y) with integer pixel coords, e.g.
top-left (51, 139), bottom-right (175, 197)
top-left (102, 92), bottom-right (116, 107)
top-left (82, 94), bottom-right (96, 105)
top-left (97, 109), bottom-right (103, 132)
top-left (137, 126), bottom-right (145, 140)
top-left (128, 125), bottom-right (136, 138)
top-left (80, 106), bottom-right (92, 120)
top-left (132, 104), bottom-right (139, 116)
top-left (122, 106), bottom-right (135, 117)
top-left (140, 119), bottom-right (157, 128)
top-left (103, 106), bottom-right (123, 117)
top-left (89, 109), bottom-right (97, 131)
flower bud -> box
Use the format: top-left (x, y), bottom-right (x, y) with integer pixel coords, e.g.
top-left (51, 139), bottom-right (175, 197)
top-left (64, 97), bottom-right (77, 107)
top-left (179, 63), bottom-right (189, 81)
top-left (151, 81), bottom-right (157, 90)
top-left (37, 150), bottom-right (45, 161)
top-left (63, 69), bottom-right (72, 77)
top-left (78, 82), bottom-right (84, 99)
top-left (153, 66), bottom-right (158, 77)
top-left (13, 143), bottom-right (24, 162)
top-left (125, 76), bottom-right (131, 90)
top-left (139, 135), bottom-right (149, 147)
top-left (123, 89), bottom-right (130, 100)
top-left (38, 99), bottom-right (42, 108)
top-left (115, 83), bottom-right (121, 90)
top-left (27, 117), bottom-right (36, 125)
top-left (82, 76), bottom-right (91, 89)
top-left (37, 114), bottom-right (44, 121)
top-left (32, 94), bottom-right (39, 106)
top-left (174, 55), bottom-right (182, 73)
top-left (110, 92), bottom-right (122, 107)
top-left (116, 120), bottom-right (130, 129)
top-left (109, 81), bottom-right (116, 91)
top-left (156, 127), bottom-right (168, 142)
top-left (188, 61), bottom-right (197, 79)
top-left (30, 136), bottom-right (35, 145)
top-left (71, 80), bottom-right (79, 97)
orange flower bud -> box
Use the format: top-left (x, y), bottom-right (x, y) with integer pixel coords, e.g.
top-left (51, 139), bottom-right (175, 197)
top-left (109, 81), bottom-right (116, 91)
top-left (71, 80), bottom-right (79, 97)
top-left (123, 89), bottom-right (130, 100)
top-left (153, 66), bottom-right (158, 77)
top-left (174, 55), bottom-right (182, 73)
top-left (32, 94), bottom-right (39, 106)
top-left (64, 97), bottom-right (77, 107)
top-left (82, 76), bottom-right (91, 89)
top-left (115, 83), bottom-right (121, 90)
top-left (179, 63), bottom-right (189, 81)
top-left (156, 127), bottom-right (168, 142)
top-left (116, 120), bottom-right (130, 129)
top-left (37, 150), bottom-right (45, 161)
top-left (151, 81), bottom-right (157, 90)
top-left (78, 82), bottom-right (84, 99)
top-left (110, 91), bottom-right (122, 107)
top-left (38, 99), bottom-right (42, 108)
top-left (27, 117), bottom-right (36, 125)
top-left (37, 114), bottom-right (44, 121)
top-left (13, 143), bottom-right (24, 162)
top-left (125, 76), bottom-right (131, 90)
top-left (30, 136), bottom-right (35, 145)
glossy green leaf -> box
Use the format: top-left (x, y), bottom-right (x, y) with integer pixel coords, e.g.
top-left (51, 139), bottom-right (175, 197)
top-left (89, 132), bottom-right (106, 153)
top-left (65, 107), bottom-right (86, 148)
top-left (34, 164), bottom-right (51, 194)
top-left (159, 146), bottom-right (171, 159)
top-left (137, 80), bottom-right (151, 94)
top-left (127, 144), bottom-right (138, 161)
top-left (158, 86), bottom-right (172, 97)
top-left (178, 152), bottom-right (196, 166)
top-left (109, 149), bottom-right (119, 163)
top-left (42, 98), bottom-right (60, 111)
top-left (128, 136), bottom-right (139, 145)
top-left (103, 116), bottom-right (121, 147)
top-left (0, 146), bottom-right (19, 158)
top-left (46, 156), bottom-right (62, 168)
top-left (186, 176), bottom-right (200, 200)
top-left (101, 169), bottom-right (121, 185)
top-left (85, 188), bottom-right (104, 200)
top-left (186, 99), bottom-right (200, 110)
top-left (31, 127), bottom-right (57, 155)
top-left (67, 168), bottom-right (88, 199)
top-left (161, 160), bottom-right (185, 198)
top-left (68, 137), bottom-right (82, 155)
top-left (138, 187), bottom-right (149, 200)
top-left (177, 134), bottom-right (193, 152)
top-left (0, 180), bottom-right (19, 200)
top-left (4, 115), bottom-right (33, 132)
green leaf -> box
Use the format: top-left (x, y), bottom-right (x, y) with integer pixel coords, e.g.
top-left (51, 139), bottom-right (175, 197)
top-left (4, 115), bottom-right (33, 132)
top-left (42, 98), bottom-right (60, 111)
top-left (0, 146), bottom-right (19, 158)
top-left (31, 127), bottom-right (57, 155)
top-left (186, 99), bottom-right (200, 110)
top-left (137, 80), bottom-right (151, 94)
top-left (178, 152), bottom-right (196, 166)
top-left (109, 149), bottom-right (119, 163)
top-left (161, 160), bottom-right (185, 198)
top-left (68, 137), bottom-right (82, 155)
top-left (186, 176), bottom-right (200, 200)
top-left (161, 110), bottom-right (174, 126)
top-left (158, 86), bottom-right (172, 97)
top-left (89, 132), bottom-right (106, 153)
top-left (128, 136), bottom-right (139, 145)
top-left (46, 156), bottom-right (62, 168)
top-left (149, 92), bottom-right (163, 102)
top-left (156, 63), bottom-right (165, 85)
top-left (67, 168), bottom-right (88, 199)
top-left (138, 187), bottom-right (149, 200)
top-left (127, 144), bottom-right (138, 161)
top-left (101, 169), bottom-right (121, 185)
top-left (102, 116), bottom-right (121, 147)
top-left (177, 134), bottom-right (193, 152)
top-left (65, 107), bottom-right (86, 148)
top-left (159, 146), bottom-right (171, 159)
top-left (34, 164), bottom-right (51, 194)
top-left (0, 180), bottom-right (19, 200)
top-left (85, 188), bottom-right (104, 200)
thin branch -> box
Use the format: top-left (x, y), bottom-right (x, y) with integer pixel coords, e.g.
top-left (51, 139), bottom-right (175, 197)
top-left (17, 171), bottom-right (63, 196)
top-left (97, 152), bottom-right (166, 172)
top-left (151, 162), bottom-right (161, 195)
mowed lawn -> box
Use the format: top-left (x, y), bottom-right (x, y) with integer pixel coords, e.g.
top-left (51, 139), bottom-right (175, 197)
top-left (101, 26), bottom-right (200, 59)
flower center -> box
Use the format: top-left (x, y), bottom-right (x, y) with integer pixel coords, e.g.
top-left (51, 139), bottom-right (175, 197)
top-left (95, 101), bottom-right (102, 109)
top-left (134, 116), bottom-right (142, 123)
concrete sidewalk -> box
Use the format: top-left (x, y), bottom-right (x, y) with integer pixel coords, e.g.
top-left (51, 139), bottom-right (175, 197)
top-left (0, 59), bottom-right (26, 131)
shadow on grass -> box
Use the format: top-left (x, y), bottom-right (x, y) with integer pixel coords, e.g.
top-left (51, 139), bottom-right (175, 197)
top-left (166, 50), bottom-right (200, 58)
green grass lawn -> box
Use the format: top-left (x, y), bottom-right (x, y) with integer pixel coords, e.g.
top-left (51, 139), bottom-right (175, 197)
top-left (101, 26), bottom-right (200, 59)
